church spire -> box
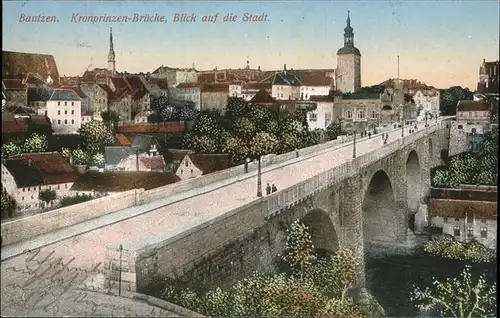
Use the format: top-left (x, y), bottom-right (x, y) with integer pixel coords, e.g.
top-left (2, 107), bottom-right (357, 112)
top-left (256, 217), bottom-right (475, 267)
top-left (343, 11), bottom-right (354, 47)
top-left (107, 27), bottom-right (116, 73)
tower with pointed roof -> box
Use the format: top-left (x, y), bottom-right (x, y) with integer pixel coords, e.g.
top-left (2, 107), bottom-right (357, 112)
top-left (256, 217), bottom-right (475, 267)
top-left (107, 27), bottom-right (116, 73)
top-left (336, 11), bottom-right (361, 93)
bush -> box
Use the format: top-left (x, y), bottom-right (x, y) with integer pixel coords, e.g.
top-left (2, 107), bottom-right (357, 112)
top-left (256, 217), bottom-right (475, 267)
top-left (424, 237), bottom-right (495, 263)
top-left (59, 194), bottom-right (94, 208)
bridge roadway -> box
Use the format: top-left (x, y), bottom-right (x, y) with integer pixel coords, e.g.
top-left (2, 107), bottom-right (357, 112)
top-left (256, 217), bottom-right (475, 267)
top-left (1, 121), bottom-right (434, 315)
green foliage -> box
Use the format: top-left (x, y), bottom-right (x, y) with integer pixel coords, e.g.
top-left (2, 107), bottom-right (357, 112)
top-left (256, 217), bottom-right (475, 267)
top-left (72, 148), bottom-right (91, 165)
top-left (250, 132), bottom-right (279, 157)
top-left (232, 117), bottom-right (257, 141)
top-left (100, 110), bottom-right (120, 132)
top-left (223, 137), bottom-right (249, 164)
top-left (161, 221), bottom-right (370, 317)
top-left (78, 120), bottom-right (114, 155)
top-left (91, 152), bottom-right (105, 166)
top-left (326, 121), bottom-right (344, 140)
top-left (59, 193), bottom-right (94, 208)
top-left (432, 129), bottom-right (498, 187)
top-left (439, 86), bottom-right (473, 116)
top-left (1, 184), bottom-right (17, 219)
top-left (226, 97), bottom-right (252, 119)
top-left (410, 265), bottom-right (496, 317)
top-left (38, 189), bottom-right (56, 204)
top-left (424, 237), bottom-right (495, 263)
top-left (283, 220), bottom-right (317, 279)
top-left (2, 142), bottom-right (22, 158)
top-left (22, 133), bottom-right (48, 153)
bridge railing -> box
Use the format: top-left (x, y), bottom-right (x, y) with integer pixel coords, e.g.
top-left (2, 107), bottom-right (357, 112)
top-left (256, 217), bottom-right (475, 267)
top-left (264, 124), bottom-right (442, 217)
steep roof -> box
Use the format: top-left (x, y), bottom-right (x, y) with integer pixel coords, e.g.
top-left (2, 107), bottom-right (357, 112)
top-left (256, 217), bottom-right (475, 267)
top-left (293, 70), bottom-right (334, 86)
top-left (250, 89), bottom-right (279, 104)
top-left (70, 171), bottom-right (180, 192)
top-left (202, 83), bottom-right (229, 93)
top-left (60, 86), bottom-right (88, 99)
top-left (2, 115), bottom-right (51, 134)
top-left (431, 199), bottom-right (497, 220)
top-left (164, 148), bottom-right (195, 163)
top-left (268, 71), bottom-right (302, 86)
top-left (456, 100), bottom-right (490, 112)
top-left (81, 68), bottom-right (112, 83)
top-left (115, 133), bottom-right (131, 146)
top-left (176, 82), bottom-right (202, 89)
top-left (140, 156), bottom-right (166, 170)
top-left (27, 87), bottom-right (80, 102)
top-left (105, 146), bottom-right (135, 165)
top-left (2, 50), bottom-right (60, 85)
top-left (188, 154), bottom-right (231, 175)
top-left (6, 152), bottom-right (79, 186)
top-left (131, 134), bottom-right (159, 153)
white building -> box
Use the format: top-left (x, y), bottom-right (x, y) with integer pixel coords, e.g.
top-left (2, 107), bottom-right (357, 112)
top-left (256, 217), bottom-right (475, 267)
top-left (267, 67), bottom-right (301, 101)
top-left (413, 89), bottom-right (440, 114)
top-left (308, 95), bottom-right (334, 130)
top-left (172, 83), bottom-right (202, 110)
top-left (1, 152), bottom-right (80, 212)
top-left (151, 65), bottom-right (198, 88)
top-left (175, 153), bottom-right (231, 181)
top-left (229, 84), bottom-right (242, 98)
top-left (241, 82), bottom-right (272, 101)
top-left (28, 87), bottom-right (82, 134)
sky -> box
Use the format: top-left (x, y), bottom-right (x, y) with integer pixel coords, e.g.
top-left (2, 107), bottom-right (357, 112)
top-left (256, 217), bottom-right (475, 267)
top-left (2, 0), bottom-right (499, 89)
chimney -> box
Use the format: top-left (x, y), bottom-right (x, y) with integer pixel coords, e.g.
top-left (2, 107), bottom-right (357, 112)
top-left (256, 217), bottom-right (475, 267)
top-left (258, 65), bottom-right (261, 71)
top-left (284, 64), bottom-right (287, 71)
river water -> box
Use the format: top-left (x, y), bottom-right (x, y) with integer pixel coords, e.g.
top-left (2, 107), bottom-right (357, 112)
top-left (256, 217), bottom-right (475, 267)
top-left (365, 249), bottom-right (498, 317)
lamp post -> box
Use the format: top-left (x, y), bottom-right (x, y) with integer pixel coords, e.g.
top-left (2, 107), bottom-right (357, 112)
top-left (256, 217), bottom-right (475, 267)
top-left (118, 244), bottom-right (123, 296)
top-left (245, 158), bottom-right (250, 173)
top-left (425, 112), bottom-right (428, 127)
top-left (352, 129), bottom-right (357, 158)
top-left (247, 156), bottom-right (264, 197)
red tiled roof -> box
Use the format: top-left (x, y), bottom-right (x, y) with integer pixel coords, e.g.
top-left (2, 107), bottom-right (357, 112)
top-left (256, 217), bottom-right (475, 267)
top-left (292, 70), bottom-right (334, 86)
top-left (8, 152), bottom-right (79, 184)
top-left (98, 84), bottom-right (114, 96)
top-left (457, 100), bottom-right (490, 112)
top-left (115, 133), bottom-right (131, 146)
top-left (2, 51), bottom-right (60, 85)
top-left (81, 68), bottom-right (112, 83)
top-left (1, 115), bottom-right (51, 134)
top-left (140, 156), bottom-right (166, 170)
top-left (2, 79), bottom-right (27, 90)
top-left (431, 199), bottom-right (497, 220)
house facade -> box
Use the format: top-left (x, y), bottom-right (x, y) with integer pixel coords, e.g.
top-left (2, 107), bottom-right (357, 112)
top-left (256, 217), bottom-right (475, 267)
top-left (241, 82), bottom-right (272, 101)
top-left (175, 153), bottom-right (231, 180)
top-left (2, 79), bottom-right (27, 107)
top-left (172, 83), bottom-right (202, 110)
top-left (308, 95), bottom-right (335, 130)
top-left (80, 83), bottom-right (111, 121)
top-left (28, 87), bottom-right (82, 134)
top-left (1, 152), bottom-right (79, 212)
top-left (201, 84), bottom-right (229, 111)
top-left (413, 89), bottom-right (440, 115)
top-left (263, 66), bottom-right (301, 101)
top-left (114, 153), bottom-right (166, 171)
top-left (334, 97), bottom-right (382, 133)
top-left (151, 65), bottom-right (198, 87)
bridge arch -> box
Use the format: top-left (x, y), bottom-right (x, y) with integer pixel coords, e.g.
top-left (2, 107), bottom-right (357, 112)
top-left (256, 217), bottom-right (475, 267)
top-left (300, 209), bottom-right (339, 253)
top-left (406, 150), bottom-right (421, 216)
top-left (362, 170), bottom-right (397, 242)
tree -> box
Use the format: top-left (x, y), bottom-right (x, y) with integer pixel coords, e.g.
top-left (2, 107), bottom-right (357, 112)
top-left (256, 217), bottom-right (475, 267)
top-left (1, 142), bottom-right (22, 158)
top-left (91, 152), bottom-right (105, 167)
top-left (283, 220), bottom-right (317, 279)
top-left (223, 137), bottom-right (249, 164)
top-left (22, 133), bottom-right (48, 153)
top-left (78, 120), bottom-right (115, 155)
top-left (192, 114), bottom-right (222, 137)
top-left (410, 265), bottom-right (496, 317)
top-left (439, 86), bottom-right (473, 116)
top-left (176, 107), bottom-right (200, 121)
top-left (72, 148), bottom-right (91, 166)
top-left (150, 96), bottom-right (171, 119)
top-left (226, 97), bottom-right (252, 119)
top-left (280, 133), bottom-right (303, 153)
top-left (232, 117), bottom-right (257, 141)
top-left (249, 132), bottom-right (279, 157)
top-left (59, 193), bottom-right (94, 208)
top-left (39, 189), bottom-right (57, 210)
top-left (326, 121), bottom-right (343, 140)
top-left (100, 110), bottom-right (120, 132)
top-left (1, 184), bottom-right (17, 219)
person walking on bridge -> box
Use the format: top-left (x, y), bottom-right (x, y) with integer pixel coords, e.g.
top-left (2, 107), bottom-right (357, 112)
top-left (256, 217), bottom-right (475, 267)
top-left (266, 183), bottom-right (271, 195)
top-left (271, 184), bottom-right (277, 193)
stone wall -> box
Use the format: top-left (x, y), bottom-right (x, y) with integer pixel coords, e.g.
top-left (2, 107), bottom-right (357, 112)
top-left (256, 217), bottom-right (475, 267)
top-left (448, 122), bottom-right (472, 156)
top-left (1, 189), bottom-right (144, 246)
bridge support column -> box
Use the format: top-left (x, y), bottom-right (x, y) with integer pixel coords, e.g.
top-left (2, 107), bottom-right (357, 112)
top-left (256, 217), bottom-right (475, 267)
top-left (339, 176), bottom-right (365, 288)
top-left (394, 200), bottom-right (408, 243)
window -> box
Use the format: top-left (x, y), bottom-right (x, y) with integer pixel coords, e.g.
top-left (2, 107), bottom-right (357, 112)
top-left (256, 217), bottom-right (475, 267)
top-left (453, 226), bottom-right (460, 237)
top-left (181, 169), bottom-right (183, 174)
top-left (443, 217), bottom-right (448, 223)
top-left (309, 113), bottom-right (317, 122)
top-left (65, 102), bottom-right (67, 106)
top-left (71, 102), bottom-right (74, 106)
top-left (357, 110), bottom-right (365, 119)
top-left (58, 110), bottom-right (61, 115)
top-left (370, 110), bottom-right (378, 119)
top-left (71, 119), bottom-right (74, 124)
top-left (185, 160), bottom-right (188, 167)
top-left (64, 119), bottom-right (67, 125)
top-left (458, 125), bottom-right (463, 129)
top-left (280, 93), bottom-right (283, 98)
top-left (57, 185), bottom-right (60, 190)
top-left (467, 227), bottom-right (474, 237)
top-left (58, 120), bottom-right (61, 124)
top-left (471, 128), bottom-right (476, 134)
top-left (23, 188), bottom-right (25, 192)
top-left (64, 110), bottom-right (67, 115)
top-left (65, 184), bottom-right (68, 189)
top-left (480, 227), bottom-right (487, 238)
top-left (345, 110), bottom-right (353, 119)
top-left (45, 111), bottom-right (47, 116)
top-left (58, 102), bottom-right (61, 106)
top-left (190, 169), bottom-right (193, 174)
top-left (22, 196), bottom-right (25, 201)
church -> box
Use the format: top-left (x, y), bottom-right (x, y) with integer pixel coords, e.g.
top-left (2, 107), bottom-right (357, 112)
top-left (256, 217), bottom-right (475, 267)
top-left (335, 11), bottom-right (361, 93)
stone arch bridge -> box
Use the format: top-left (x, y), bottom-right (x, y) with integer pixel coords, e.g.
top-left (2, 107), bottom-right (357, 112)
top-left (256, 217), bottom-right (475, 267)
top-left (132, 126), bottom-right (449, 293)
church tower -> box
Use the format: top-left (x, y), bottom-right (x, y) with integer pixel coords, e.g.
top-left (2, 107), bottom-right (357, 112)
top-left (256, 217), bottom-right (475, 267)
top-left (107, 27), bottom-right (116, 73)
top-left (336, 11), bottom-right (361, 93)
